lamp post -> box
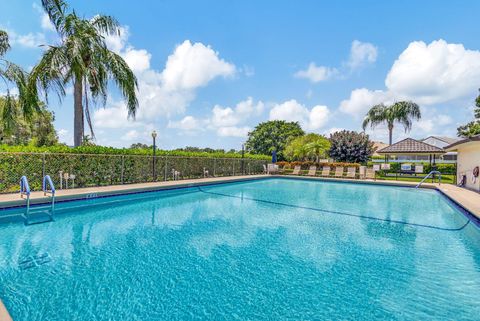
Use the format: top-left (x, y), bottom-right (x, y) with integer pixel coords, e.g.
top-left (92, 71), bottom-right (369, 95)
top-left (152, 130), bottom-right (157, 181)
top-left (241, 144), bottom-right (245, 175)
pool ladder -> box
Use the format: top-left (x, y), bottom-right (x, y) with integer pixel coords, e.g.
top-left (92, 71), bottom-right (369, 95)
top-left (416, 170), bottom-right (442, 188)
top-left (21, 175), bottom-right (56, 225)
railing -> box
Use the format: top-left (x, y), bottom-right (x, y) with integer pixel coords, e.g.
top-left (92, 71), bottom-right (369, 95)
top-left (416, 171), bottom-right (442, 188)
top-left (20, 175), bottom-right (31, 214)
top-left (43, 175), bottom-right (55, 196)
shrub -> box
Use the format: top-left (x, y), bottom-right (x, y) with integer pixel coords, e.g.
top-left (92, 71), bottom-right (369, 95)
top-left (329, 130), bottom-right (374, 163)
top-left (277, 161), bottom-right (359, 170)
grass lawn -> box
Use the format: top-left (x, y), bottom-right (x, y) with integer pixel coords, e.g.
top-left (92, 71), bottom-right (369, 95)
top-left (376, 174), bottom-right (455, 184)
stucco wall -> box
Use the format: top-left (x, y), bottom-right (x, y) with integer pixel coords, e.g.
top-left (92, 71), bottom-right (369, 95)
top-left (456, 142), bottom-right (480, 192)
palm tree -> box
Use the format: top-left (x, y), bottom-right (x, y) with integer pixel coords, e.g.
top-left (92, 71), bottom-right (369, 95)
top-left (362, 101), bottom-right (421, 145)
top-left (30, 0), bottom-right (138, 146)
top-left (0, 30), bottom-right (39, 135)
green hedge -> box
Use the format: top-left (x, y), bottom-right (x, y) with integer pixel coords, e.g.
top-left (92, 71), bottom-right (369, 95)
top-left (0, 153), bottom-right (267, 193)
top-left (368, 162), bottom-right (456, 175)
top-left (0, 144), bottom-right (270, 160)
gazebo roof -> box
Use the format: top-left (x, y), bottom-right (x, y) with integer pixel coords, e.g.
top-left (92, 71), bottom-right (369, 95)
top-left (377, 138), bottom-right (445, 155)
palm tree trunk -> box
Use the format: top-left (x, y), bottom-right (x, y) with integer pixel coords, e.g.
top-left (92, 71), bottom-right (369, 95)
top-left (73, 77), bottom-right (84, 147)
top-left (388, 124), bottom-right (394, 145)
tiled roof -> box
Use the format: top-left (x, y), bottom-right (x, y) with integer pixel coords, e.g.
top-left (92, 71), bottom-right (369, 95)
top-left (377, 138), bottom-right (445, 154)
top-left (423, 136), bottom-right (461, 145)
top-left (445, 134), bottom-right (480, 150)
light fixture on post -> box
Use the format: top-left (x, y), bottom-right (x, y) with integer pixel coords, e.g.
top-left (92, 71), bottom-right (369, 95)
top-left (241, 144), bottom-right (245, 175)
top-left (152, 130), bottom-right (157, 181)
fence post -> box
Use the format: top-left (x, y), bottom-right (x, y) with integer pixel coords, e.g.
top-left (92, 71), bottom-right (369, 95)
top-left (121, 155), bottom-right (125, 184)
top-left (42, 152), bottom-right (46, 178)
top-left (164, 156), bottom-right (168, 181)
top-left (213, 159), bottom-right (216, 177)
top-left (233, 161), bottom-right (235, 176)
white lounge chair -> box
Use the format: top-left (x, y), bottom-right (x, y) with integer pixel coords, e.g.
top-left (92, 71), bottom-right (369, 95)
top-left (366, 168), bottom-right (376, 180)
top-left (346, 167), bottom-right (356, 178)
top-left (321, 166), bottom-right (331, 177)
top-left (334, 167), bottom-right (344, 178)
top-left (307, 166), bottom-right (317, 176)
top-left (292, 166), bottom-right (301, 175)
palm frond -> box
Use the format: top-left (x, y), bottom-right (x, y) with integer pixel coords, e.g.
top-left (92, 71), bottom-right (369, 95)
top-left (29, 45), bottom-right (68, 104)
top-left (91, 15), bottom-right (120, 35)
top-left (362, 104), bottom-right (387, 130)
top-left (1, 92), bottom-right (18, 135)
top-left (0, 30), bottom-right (10, 57)
top-left (41, 0), bottom-right (67, 35)
top-left (103, 49), bottom-right (138, 118)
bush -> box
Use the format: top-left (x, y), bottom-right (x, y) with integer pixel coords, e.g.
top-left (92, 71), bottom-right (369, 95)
top-left (0, 144), bottom-right (270, 160)
top-left (276, 161), bottom-right (359, 170)
top-left (329, 130), bottom-right (374, 163)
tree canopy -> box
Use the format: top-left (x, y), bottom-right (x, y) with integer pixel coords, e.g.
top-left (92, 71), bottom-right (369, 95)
top-left (284, 133), bottom-right (330, 162)
top-left (0, 96), bottom-right (57, 146)
top-left (457, 90), bottom-right (480, 138)
top-left (30, 0), bottom-right (138, 146)
top-left (362, 101), bottom-right (421, 145)
top-left (329, 130), bottom-right (374, 163)
top-left (245, 120), bottom-right (305, 160)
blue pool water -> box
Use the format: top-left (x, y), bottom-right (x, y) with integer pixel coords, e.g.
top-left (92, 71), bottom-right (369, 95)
top-left (0, 178), bottom-right (479, 320)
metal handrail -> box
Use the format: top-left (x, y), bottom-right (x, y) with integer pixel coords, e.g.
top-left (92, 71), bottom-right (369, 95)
top-left (20, 176), bottom-right (31, 214)
top-left (43, 175), bottom-right (55, 196)
top-left (416, 170), bottom-right (442, 188)
top-left (43, 175), bottom-right (56, 215)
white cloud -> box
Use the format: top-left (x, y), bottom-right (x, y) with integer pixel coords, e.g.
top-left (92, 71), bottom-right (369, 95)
top-left (269, 99), bottom-right (330, 130)
top-left (294, 63), bottom-right (337, 83)
top-left (339, 88), bottom-right (391, 117)
top-left (217, 126), bottom-right (250, 137)
top-left (386, 39), bottom-right (480, 104)
top-left (123, 48), bottom-right (151, 73)
top-left (93, 101), bottom-right (137, 129)
top-left (210, 97), bottom-right (264, 128)
top-left (167, 116), bottom-right (201, 131)
top-left (341, 39), bottom-right (480, 121)
top-left (57, 128), bottom-right (72, 145)
top-left (167, 97), bottom-right (263, 138)
top-left (94, 30), bottom-right (237, 130)
top-left (6, 29), bottom-right (45, 48)
top-left (162, 40), bottom-right (235, 92)
top-left (33, 3), bottom-right (55, 32)
top-left (121, 130), bottom-right (140, 141)
top-left (347, 40), bottom-right (378, 70)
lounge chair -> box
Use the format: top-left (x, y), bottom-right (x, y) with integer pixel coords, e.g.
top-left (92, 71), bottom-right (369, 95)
top-left (321, 166), bottom-right (331, 176)
top-left (263, 164), bottom-right (268, 174)
top-left (346, 167), bottom-right (356, 178)
top-left (307, 166), bottom-right (317, 176)
top-left (292, 166), bottom-right (301, 175)
top-left (365, 168), bottom-right (376, 180)
top-left (334, 166), bottom-right (344, 178)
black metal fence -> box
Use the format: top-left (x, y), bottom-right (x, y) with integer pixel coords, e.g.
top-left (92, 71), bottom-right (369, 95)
top-left (0, 152), bottom-right (267, 193)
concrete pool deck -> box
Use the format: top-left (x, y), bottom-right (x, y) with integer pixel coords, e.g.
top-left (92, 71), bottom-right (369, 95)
top-left (0, 299), bottom-right (13, 321)
top-left (0, 174), bottom-right (479, 220)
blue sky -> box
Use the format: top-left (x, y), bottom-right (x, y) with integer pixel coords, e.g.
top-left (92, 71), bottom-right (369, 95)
top-left (1, 0), bottom-right (480, 149)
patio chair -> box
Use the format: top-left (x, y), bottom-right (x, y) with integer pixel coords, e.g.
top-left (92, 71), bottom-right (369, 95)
top-left (263, 164), bottom-right (268, 174)
top-left (346, 167), bottom-right (356, 178)
top-left (365, 168), bottom-right (376, 180)
top-left (334, 166), bottom-right (344, 178)
top-left (321, 166), bottom-right (331, 177)
top-left (307, 166), bottom-right (317, 176)
top-left (292, 166), bottom-right (301, 175)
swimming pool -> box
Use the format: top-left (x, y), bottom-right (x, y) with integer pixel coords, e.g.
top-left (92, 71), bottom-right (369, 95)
top-left (0, 177), bottom-right (479, 320)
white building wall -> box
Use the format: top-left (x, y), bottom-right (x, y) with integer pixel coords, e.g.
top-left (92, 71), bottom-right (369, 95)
top-left (456, 143), bottom-right (480, 192)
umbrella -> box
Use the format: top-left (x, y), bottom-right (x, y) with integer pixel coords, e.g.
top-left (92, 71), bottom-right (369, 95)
top-left (271, 150), bottom-right (277, 163)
